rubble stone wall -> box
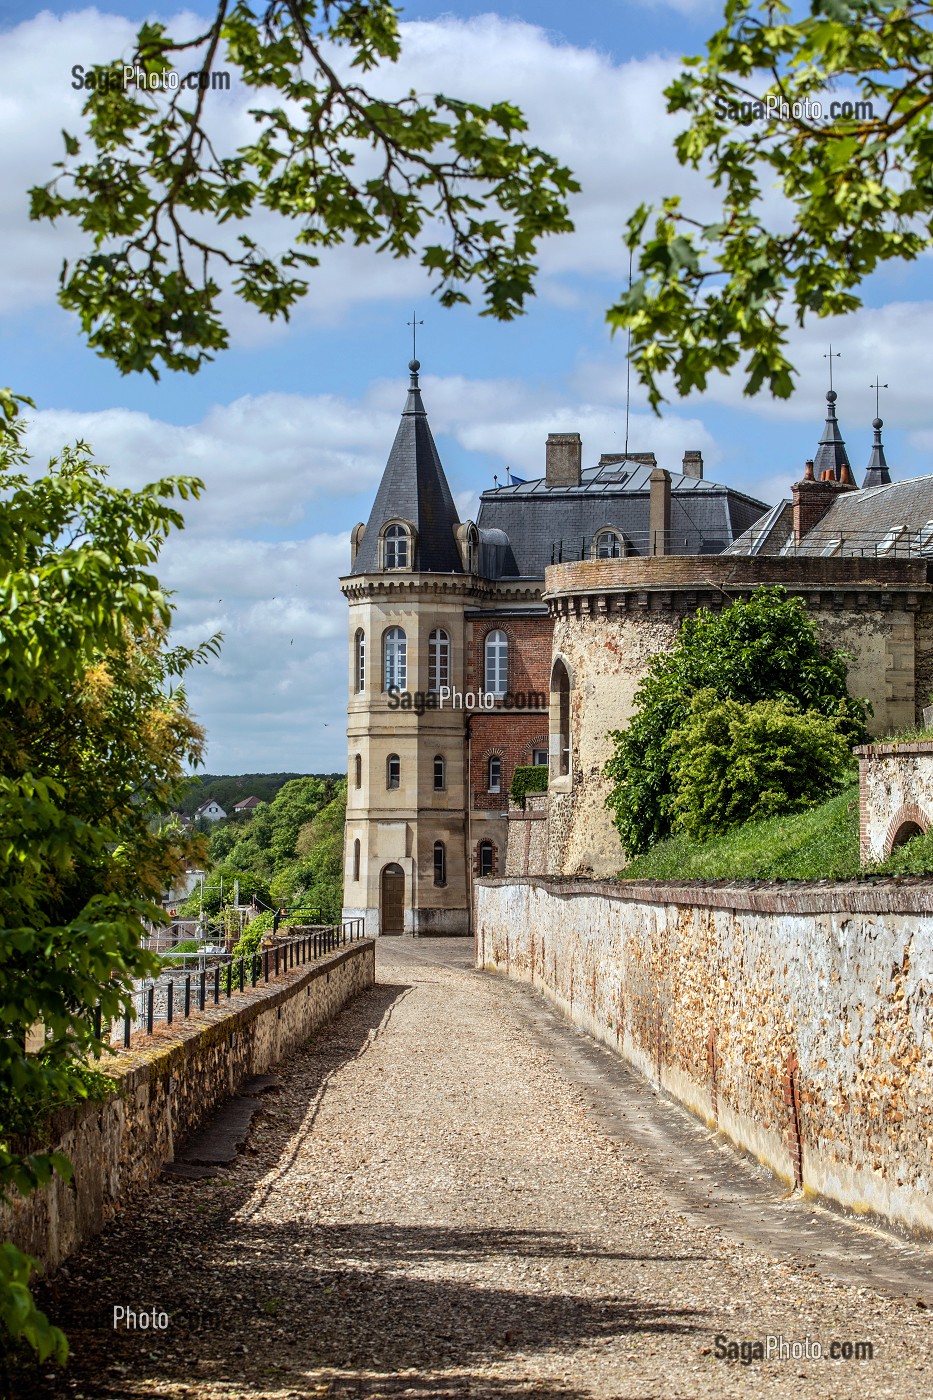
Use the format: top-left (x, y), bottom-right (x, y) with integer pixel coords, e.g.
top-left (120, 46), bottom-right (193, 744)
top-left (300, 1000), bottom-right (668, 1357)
top-left (1, 941), bottom-right (375, 1273)
top-left (857, 742), bottom-right (933, 862)
top-left (475, 879), bottom-right (933, 1234)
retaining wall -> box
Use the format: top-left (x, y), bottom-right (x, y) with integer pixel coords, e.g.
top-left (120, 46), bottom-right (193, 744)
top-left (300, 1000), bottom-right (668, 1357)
top-left (475, 879), bottom-right (933, 1234)
top-left (2, 940), bottom-right (375, 1272)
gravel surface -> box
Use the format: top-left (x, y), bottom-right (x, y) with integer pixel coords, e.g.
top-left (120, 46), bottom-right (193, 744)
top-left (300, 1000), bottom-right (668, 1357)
top-left (12, 938), bottom-right (933, 1399)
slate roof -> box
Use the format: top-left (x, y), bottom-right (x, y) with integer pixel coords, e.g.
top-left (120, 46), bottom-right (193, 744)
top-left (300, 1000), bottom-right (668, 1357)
top-left (729, 475), bottom-right (933, 556)
top-left (863, 418), bottom-right (892, 489)
top-left (351, 361), bottom-right (463, 575)
top-left (813, 390), bottom-right (850, 480)
top-left (475, 459), bottom-right (770, 579)
top-left (796, 475), bottom-right (933, 554)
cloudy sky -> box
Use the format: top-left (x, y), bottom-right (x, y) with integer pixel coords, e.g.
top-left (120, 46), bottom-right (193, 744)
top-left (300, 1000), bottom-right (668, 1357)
top-left (2, 0), bottom-right (932, 772)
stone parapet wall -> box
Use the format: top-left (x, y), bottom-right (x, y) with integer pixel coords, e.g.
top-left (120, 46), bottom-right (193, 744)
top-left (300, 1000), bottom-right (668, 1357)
top-left (856, 741), bottom-right (933, 863)
top-left (1, 941), bottom-right (375, 1273)
top-left (475, 879), bottom-right (933, 1234)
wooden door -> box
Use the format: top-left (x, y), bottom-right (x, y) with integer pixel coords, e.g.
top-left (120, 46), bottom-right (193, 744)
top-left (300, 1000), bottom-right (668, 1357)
top-left (381, 864), bottom-right (405, 934)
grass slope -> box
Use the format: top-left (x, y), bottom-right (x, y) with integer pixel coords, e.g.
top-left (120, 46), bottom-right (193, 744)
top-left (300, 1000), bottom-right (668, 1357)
top-left (619, 781), bottom-right (933, 881)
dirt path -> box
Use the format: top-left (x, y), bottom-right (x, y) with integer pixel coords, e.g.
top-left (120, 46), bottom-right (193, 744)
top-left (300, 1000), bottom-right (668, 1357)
top-left (15, 938), bottom-right (933, 1399)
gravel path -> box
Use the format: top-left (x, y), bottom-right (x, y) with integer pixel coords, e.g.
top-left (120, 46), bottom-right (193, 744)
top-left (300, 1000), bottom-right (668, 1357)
top-left (15, 938), bottom-right (933, 1399)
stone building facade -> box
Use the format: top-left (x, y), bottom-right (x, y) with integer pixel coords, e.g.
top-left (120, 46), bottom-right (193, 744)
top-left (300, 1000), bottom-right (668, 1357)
top-left (340, 360), bottom-right (767, 934)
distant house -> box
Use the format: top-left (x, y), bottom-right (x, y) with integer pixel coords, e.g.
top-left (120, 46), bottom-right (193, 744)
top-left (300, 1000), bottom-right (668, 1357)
top-left (193, 798), bottom-right (227, 823)
top-left (233, 795), bottom-right (261, 814)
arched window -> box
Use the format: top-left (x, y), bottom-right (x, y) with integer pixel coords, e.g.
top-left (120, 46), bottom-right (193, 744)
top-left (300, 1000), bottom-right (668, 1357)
top-left (354, 628), bottom-right (365, 691)
top-left (478, 840), bottom-right (495, 877)
top-left (383, 627), bottom-right (407, 691)
top-left (487, 755), bottom-right (502, 793)
top-left (386, 753), bottom-right (400, 790)
top-left (595, 530), bottom-right (623, 559)
top-left (433, 841), bottom-right (447, 887)
top-left (428, 628), bottom-right (450, 692)
top-left (384, 523), bottom-right (409, 570)
top-left (484, 629), bottom-right (508, 697)
top-left (354, 753), bottom-right (362, 789)
top-left (552, 658), bottom-right (571, 777)
top-left (353, 838), bottom-right (361, 881)
top-left (434, 755), bottom-right (446, 790)
top-left (467, 526), bottom-right (478, 573)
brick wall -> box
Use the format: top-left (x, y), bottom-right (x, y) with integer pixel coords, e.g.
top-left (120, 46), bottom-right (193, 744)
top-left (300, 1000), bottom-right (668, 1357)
top-left (475, 878), bottom-right (933, 1234)
top-left (466, 614), bottom-right (552, 811)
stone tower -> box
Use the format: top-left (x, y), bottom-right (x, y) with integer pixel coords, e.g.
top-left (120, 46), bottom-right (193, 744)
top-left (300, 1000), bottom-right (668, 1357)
top-left (340, 360), bottom-right (474, 935)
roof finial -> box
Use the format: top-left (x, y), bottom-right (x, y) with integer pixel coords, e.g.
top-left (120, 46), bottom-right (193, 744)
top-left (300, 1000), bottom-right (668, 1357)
top-left (870, 374), bottom-right (888, 419)
top-left (824, 342), bottom-right (841, 393)
top-left (407, 309), bottom-right (423, 365)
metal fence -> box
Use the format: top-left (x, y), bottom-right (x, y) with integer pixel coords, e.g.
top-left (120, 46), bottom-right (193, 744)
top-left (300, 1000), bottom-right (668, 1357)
top-left (102, 919), bottom-right (365, 1048)
top-left (735, 526), bottom-right (933, 559)
top-left (549, 530), bottom-right (728, 563)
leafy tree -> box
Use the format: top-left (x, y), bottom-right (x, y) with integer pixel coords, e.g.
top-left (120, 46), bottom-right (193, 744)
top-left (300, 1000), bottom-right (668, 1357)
top-left (611, 0), bottom-right (933, 408)
top-left (603, 587), bottom-right (868, 855)
top-left (667, 690), bottom-right (852, 839)
top-left (30, 0), bottom-right (577, 378)
top-left (0, 408), bottom-right (215, 1362)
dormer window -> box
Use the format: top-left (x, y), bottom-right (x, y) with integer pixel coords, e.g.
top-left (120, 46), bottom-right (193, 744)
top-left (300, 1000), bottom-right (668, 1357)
top-left (594, 529), bottom-right (629, 559)
top-left (384, 523), bottom-right (409, 570)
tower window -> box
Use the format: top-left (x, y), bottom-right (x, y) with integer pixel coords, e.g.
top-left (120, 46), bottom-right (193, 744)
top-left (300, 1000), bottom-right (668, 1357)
top-left (354, 628), bottom-right (365, 692)
top-left (383, 627), bottom-right (407, 691)
top-left (487, 755), bottom-right (502, 793)
top-left (484, 629), bottom-right (508, 697)
top-left (354, 753), bottom-right (362, 788)
top-left (428, 628), bottom-right (450, 692)
top-left (478, 840), bottom-right (495, 877)
top-left (353, 838), bottom-right (361, 881)
top-left (594, 530), bottom-right (623, 559)
top-left (433, 841), bottom-right (446, 887)
top-left (434, 755), bottom-right (446, 790)
top-left (384, 523), bottom-right (409, 570)
top-left (387, 753), bottom-right (400, 790)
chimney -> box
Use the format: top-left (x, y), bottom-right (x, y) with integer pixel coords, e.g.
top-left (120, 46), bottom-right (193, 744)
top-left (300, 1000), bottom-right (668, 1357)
top-left (803, 459), bottom-right (814, 481)
top-left (546, 432), bottom-right (582, 487)
top-left (649, 467), bottom-right (671, 555)
top-left (682, 450), bottom-right (704, 480)
top-left (792, 474), bottom-right (856, 543)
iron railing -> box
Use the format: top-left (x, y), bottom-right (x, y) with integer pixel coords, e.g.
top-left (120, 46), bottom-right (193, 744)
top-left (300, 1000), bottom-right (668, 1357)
top-left (101, 919), bottom-right (365, 1048)
top-left (549, 530), bottom-right (729, 563)
top-left (733, 525), bottom-right (933, 559)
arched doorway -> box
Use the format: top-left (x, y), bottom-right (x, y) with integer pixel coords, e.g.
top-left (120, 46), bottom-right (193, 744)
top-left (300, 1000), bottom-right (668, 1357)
top-left (891, 820), bottom-right (923, 851)
top-left (380, 863), bottom-right (405, 934)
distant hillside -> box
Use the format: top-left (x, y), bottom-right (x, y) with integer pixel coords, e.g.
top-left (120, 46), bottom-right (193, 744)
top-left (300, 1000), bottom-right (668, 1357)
top-left (178, 772), bottom-right (343, 816)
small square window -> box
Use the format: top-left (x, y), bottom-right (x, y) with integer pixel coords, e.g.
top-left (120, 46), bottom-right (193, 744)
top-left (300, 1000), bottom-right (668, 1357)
top-left (532, 749), bottom-right (548, 767)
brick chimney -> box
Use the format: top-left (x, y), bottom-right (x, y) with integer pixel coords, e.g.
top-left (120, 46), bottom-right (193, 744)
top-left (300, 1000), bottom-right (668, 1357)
top-left (792, 463), bottom-right (857, 543)
top-left (682, 450), bottom-right (704, 479)
top-left (649, 467), bottom-right (671, 555)
top-left (546, 433), bottom-right (582, 487)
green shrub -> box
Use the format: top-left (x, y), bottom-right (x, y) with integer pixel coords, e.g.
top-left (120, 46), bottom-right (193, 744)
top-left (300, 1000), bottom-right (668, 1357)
top-left (604, 586), bottom-right (868, 855)
top-left (509, 765), bottom-right (548, 806)
top-left (667, 691), bottom-right (852, 840)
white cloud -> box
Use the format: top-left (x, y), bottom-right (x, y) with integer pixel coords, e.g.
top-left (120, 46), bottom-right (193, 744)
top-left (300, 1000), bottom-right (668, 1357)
top-left (0, 8), bottom-right (707, 328)
top-left (21, 366), bottom-right (732, 768)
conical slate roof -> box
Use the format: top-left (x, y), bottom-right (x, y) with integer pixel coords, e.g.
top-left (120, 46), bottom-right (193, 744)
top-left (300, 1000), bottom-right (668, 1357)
top-left (813, 389), bottom-right (849, 481)
top-left (351, 360), bottom-right (463, 575)
top-left (863, 417), bottom-right (892, 489)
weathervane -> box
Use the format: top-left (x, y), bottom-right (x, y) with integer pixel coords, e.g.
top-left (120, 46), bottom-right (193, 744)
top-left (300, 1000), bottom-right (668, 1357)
top-left (870, 375), bottom-right (888, 418)
top-left (824, 343), bottom-right (841, 392)
top-left (407, 311), bottom-right (424, 360)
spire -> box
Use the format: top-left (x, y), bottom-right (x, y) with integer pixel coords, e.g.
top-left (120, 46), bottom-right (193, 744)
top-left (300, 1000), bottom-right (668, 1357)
top-left (863, 416), bottom-right (892, 489)
top-left (813, 389), bottom-right (848, 482)
top-left (351, 361), bottom-right (463, 575)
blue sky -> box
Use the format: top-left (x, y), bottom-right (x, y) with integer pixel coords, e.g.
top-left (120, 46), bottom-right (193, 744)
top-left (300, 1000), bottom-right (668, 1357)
top-left (3, 0), bottom-right (931, 771)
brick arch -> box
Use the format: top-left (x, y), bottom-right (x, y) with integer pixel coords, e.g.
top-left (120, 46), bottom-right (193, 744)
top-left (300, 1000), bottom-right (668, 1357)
top-left (883, 802), bottom-right (932, 859)
top-left (521, 736), bottom-right (549, 762)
